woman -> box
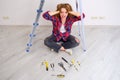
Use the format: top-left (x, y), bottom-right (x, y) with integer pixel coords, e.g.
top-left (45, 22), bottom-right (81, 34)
top-left (42, 3), bottom-right (85, 54)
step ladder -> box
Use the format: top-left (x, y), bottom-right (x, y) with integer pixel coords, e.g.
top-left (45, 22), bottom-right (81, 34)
top-left (26, 0), bottom-right (45, 52)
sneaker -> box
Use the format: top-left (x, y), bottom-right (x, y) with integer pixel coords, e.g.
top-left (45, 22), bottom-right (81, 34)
top-left (56, 42), bottom-right (63, 46)
top-left (65, 49), bottom-right (72, 55)
top-left (50, 49), bottom-right (54, 51)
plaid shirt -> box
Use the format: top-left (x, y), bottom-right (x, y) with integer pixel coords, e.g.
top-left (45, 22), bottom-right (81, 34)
top-left (42, 11), bottom-right (85, 41)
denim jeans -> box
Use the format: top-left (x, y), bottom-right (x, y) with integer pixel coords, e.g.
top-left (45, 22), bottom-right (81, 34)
top-left (44, 35), bottom-right (79, 53)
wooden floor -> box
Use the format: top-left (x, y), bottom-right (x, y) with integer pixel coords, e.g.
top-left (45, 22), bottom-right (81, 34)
top-left (0, 25), bottom-right (120, 80)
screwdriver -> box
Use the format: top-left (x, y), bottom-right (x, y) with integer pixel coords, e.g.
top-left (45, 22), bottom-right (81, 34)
top-left (44, 61), bottom-right (49, 71)
top-left (71, 59), bottom-right (78, 71)
top-left (77, 61), bottom-right (80, 66)
top-left (61, 57), bottom-right (72, 67)
top-left (51, 74), bottom-right (65, 78)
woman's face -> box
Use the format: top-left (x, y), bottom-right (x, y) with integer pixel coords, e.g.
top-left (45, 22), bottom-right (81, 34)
top-left (60, 8), bottom-right (68, 19)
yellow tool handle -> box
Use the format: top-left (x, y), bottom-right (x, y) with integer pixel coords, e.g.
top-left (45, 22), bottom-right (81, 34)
top-left (71, 59), bottom-right (75, 65)
top-left (77, 61), bottom-right (80, 66)
top-left (57, 74), bottom-right (65, 78)
top-left (44, 61), bottom-right (49, 71)
top-left (52, 74), bottom-right (65, 78)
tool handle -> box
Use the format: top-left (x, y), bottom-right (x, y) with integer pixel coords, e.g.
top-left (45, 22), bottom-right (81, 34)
top-left (62, 57), bottom-right (68, 63)
top-left (44, 61), bottom-right (49, 71)
top-left (52, 74), bottom-right (65, 78)
top-left (57, 74), bottom-right (65, 78)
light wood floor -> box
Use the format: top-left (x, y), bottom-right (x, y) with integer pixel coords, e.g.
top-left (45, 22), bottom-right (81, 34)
top-left (0, 25), bottom-right (120, 80)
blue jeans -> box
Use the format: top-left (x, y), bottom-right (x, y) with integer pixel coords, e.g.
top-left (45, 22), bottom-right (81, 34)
top-left (44, 35), bottom-right (80, 53)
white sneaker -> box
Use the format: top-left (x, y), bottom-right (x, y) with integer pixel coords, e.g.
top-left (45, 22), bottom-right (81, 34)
top-left (56, 42), bottom-right (63, 46)
top-left (50, 49), bottom-right (54, 51)
top-left (65, 49), bottom-right (72, 55)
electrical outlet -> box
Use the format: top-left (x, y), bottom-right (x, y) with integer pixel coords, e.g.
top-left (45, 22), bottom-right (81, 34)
top-left (91, 16), bottom-right (98, 19)
top-left (91, 16), bottom-right (105, 20)
top-left (3, 16), bottom-right (9, 20)
top-left (99, 16), bottom-right (105, 19)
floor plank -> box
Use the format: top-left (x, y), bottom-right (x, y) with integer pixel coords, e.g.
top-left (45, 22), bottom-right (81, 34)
top-left (0, 25), bottom-right (120, 80)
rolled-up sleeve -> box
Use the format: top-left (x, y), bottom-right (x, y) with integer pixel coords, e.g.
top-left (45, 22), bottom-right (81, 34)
top-left (72, 13), bottom-right (85, 22)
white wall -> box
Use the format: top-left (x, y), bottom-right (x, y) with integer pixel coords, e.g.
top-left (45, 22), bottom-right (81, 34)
top-left (0, 0), bottom-right (120, 25)
top-left (84, 0), bottom-right (120, 25)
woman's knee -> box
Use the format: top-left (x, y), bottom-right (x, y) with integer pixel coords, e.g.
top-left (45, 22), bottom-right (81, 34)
top-left (75, 37), bottom-right (80, 43)
top-left (76, 41), bottom-right (80, 46)
top-left (44, 37), bottom-right (50, 46)
top-left (44, 35), bottom-right (52, 45)
top-left (74, 38), bottom-right (80, 46)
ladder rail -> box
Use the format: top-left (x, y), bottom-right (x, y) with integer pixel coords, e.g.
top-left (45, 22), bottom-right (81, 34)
top-left (26, 0), bottom-right (45, 52)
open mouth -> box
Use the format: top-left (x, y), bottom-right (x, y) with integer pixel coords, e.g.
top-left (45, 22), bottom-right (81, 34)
top-left (61, 16), bottom-right (66, 18)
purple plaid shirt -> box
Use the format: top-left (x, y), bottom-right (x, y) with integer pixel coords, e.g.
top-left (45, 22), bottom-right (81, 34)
top-left (42, 11), bottom-right (85, 41)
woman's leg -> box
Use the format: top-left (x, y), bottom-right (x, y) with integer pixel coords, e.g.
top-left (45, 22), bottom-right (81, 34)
top-left (44, 35), bottom-right (61, 53)
top-left (62, 35), bottom-right (80, 49)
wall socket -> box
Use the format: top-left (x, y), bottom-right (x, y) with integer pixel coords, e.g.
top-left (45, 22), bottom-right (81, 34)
top-left (2, 16), bottom-right (10, 20)
top-left (91, 16), bottom-right (105, 20)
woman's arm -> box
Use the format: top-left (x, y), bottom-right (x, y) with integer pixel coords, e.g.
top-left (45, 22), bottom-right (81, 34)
top-left (68, 11), bottom-right (85, 22)
top-left (69, 11), bottom-right (80, 17)
top-left (48, 11), bottom-right (59, 16)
